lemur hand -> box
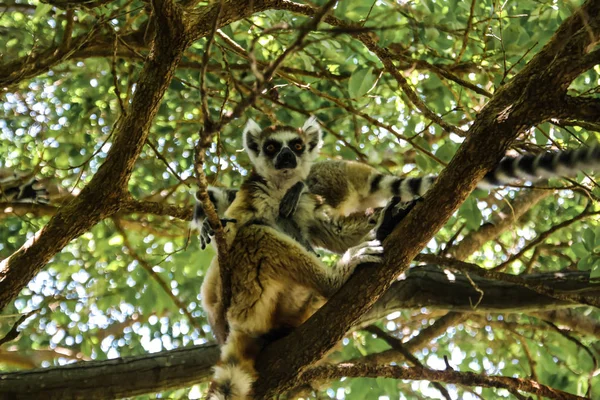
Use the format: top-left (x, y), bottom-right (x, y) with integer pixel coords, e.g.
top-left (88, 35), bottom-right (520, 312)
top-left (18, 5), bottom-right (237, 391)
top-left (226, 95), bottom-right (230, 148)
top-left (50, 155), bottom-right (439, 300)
top-left (375, 197), bottom-right (422, 242)
top-left (199, 217), bottom-right (237, 250)
top-left (279, 181), bottom-right (306, 218)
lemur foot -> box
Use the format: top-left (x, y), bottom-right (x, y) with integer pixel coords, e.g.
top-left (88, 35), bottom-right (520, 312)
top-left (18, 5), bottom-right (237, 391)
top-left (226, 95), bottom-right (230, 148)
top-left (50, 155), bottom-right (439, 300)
top-left (375, 197), bottom-right (422, 242)
top-left (341, 240), bottom-right (384, 272)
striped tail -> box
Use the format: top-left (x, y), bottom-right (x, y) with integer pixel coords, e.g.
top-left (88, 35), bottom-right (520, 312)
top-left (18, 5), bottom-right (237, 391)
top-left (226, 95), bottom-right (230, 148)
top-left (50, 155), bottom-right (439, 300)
top-left (207, 331), bottom-right (258, 400)
top-left (479, 145), bottom-right (600, 188)
top-left (367, 145), bottom-right (600, 202)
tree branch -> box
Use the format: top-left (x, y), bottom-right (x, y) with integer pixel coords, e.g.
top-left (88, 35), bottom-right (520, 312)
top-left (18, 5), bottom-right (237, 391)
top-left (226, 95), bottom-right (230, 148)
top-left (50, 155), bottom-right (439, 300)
top-left (448, 188), bottom-right (551, 260)
top-left (555, 95), bottom-right (600, 125)
top-left (298, 364), bottom-right (588, 400)
top-left (0, 0), bottom-right (191, 310)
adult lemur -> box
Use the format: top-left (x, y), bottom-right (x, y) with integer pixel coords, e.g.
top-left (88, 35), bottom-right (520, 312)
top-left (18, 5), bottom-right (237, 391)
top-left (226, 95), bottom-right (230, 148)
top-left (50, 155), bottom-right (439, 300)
top-left (201, 118), bottom-right (408, 400)
top-left (199, 117), bottom-right (600, 400)
top-left (200, 118), bottom-right (421, 400)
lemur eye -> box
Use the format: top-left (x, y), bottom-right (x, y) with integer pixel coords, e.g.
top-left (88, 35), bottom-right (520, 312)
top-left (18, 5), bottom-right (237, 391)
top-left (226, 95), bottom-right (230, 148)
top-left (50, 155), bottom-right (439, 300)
top-left (266, 144), bottom-right (275, 152)
top-left (294, 143), bottom-right (303, 151)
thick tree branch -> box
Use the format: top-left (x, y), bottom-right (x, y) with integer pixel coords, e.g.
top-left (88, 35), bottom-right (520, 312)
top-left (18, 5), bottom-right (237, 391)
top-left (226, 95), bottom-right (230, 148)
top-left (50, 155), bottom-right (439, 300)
top-left (0, 344), bottom-right (220, 400)
top-left (533, 309), bottom-right (600, 338)
top-left (448, 188), bottom-right (551, 260)
top-left (0, 25), bottom-right (99, 89)
top-left (555, 95), bottom-right (600, 125)
top-left (298, 364), bottom-right (588, 400)
top-left (0, 0), bottom-right (191, 310)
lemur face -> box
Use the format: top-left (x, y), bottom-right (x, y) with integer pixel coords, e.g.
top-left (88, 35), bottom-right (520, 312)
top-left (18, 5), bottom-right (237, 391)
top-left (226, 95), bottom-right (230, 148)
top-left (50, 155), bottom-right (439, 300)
top-left (243, 116), bottom-right (323, 189)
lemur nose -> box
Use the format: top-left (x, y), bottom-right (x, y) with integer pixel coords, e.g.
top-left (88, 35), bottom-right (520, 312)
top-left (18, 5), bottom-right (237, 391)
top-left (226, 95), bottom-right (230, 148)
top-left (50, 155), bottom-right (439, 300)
top-left (275, 147), bottom-right (297, 170)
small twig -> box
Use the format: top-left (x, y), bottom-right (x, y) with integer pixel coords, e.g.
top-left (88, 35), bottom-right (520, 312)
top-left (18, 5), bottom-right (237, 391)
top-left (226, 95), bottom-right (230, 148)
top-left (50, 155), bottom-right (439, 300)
top-left (61, 8), bottom-right (75, 51)
top-left (494, 205), bottom-right (599, 271)
top-left (112, 31), bottom-right (126, 114)
top-left (463, 271), bottom-right (484, 309)
top-left (0, 309), bottom-right (39, 347)
top-left (113, 218), bottom-right (203, 335)
top-left (146, 139), bottom-right (189, 187)
top-left (543, 320), bottom-right (597, 397)
top-left (454, 0), bottom-right (476, 64)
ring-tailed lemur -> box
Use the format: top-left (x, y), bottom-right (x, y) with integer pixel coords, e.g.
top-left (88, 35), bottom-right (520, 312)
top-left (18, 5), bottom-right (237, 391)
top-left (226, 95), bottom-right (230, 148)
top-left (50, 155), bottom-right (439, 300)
top-left (201, 118), bottom-right (417, 400)
top-left (201, 118), bottom-right (380, 342)
top-left (0, 168), bottom-right (49, 204)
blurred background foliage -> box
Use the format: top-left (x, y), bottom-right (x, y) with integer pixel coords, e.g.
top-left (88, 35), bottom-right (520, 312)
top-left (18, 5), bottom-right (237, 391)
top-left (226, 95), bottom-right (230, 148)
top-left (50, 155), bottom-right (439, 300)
top-left (1, 0), bottom-right (599, 398)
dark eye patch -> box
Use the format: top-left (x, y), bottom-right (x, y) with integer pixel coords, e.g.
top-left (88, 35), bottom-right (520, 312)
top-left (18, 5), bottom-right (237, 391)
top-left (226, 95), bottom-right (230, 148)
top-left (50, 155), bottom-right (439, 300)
top-left (289, 138), bottom-right (305, 155)
top-left (263, 140), bottom-right (282, 156)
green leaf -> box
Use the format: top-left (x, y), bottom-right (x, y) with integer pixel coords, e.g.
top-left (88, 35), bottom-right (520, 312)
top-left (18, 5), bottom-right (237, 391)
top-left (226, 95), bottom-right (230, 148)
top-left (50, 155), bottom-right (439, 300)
top-left (578, 255), bottom-right (593, 271)
top-left (108, 235), bottom-right (123, 246)
top-left (583, 229), bottom-right (596, 251)
top-left (460, 197), bottom-right (483, 230)
top-left (348, 67), bottom-right (376, 98)
top-left (571, 242), bottom-right (589, 258)
top-left (591, 263), bottom-right (600, 280)
top-left (33, 3), bottom-right (52, 20)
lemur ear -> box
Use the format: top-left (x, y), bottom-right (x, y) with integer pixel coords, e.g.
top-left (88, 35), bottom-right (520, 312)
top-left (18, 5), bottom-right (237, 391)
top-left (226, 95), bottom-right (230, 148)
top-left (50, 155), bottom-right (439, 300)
top-left (302, 115), bottom-right (323, 152)
top-left (243, 118), bottom-right (262, 156)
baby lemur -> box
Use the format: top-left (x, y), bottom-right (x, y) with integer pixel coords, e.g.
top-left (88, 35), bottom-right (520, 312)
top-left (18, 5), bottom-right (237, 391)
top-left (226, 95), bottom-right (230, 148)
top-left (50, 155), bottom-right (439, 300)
top-left (0, 168), bottom-right (49, 204)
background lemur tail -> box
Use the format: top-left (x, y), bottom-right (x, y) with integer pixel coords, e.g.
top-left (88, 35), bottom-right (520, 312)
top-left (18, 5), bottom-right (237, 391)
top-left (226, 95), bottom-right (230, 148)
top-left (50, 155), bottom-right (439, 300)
top-left (367, 145), bottom-right (600, 203)
top-left (207, 332), bottom-right (259, 400)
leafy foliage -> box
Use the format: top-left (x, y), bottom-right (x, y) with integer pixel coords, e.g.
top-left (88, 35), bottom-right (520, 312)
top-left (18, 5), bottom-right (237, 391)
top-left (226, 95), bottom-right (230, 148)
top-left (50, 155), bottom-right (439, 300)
top-left (1, 0), bottom-right (599, 399)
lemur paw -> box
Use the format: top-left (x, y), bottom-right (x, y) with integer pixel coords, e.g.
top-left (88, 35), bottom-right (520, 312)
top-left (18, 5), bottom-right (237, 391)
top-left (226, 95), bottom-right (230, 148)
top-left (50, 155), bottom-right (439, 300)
top-left (375, 197), bottom-right (422, 242)
top-left (341, 240), bottom-right (384, 272)
top-left (279, 181), bottom-right (305, 218)
top-left (198, 217), bottom-right (237, 250)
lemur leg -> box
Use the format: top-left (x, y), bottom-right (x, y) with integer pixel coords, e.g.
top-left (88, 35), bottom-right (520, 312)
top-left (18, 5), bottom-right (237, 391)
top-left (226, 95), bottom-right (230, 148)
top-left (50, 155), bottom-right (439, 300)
top-left (307, 209), bottom-right (382, 254)
top-left (200, 258), bottom-right (229, 344)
